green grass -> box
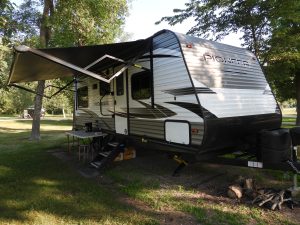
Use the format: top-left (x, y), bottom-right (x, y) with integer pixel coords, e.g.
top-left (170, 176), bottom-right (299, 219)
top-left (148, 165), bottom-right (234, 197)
top-left (105, 159), bottom-right (299, 225)
top-left (282, 116), bottom-right (297, 129)
top-left (0, 118), bottom-right (158, 225)
top-left (282, 117), bottom-right (296, 123)
top-left (1, 117), bottom-right (299, 225)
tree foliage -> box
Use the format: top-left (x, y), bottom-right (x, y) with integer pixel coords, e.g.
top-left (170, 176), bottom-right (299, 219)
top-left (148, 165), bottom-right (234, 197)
top-left (265, 0), bottom-right (300, 99)
top-left (265, 0), bottom-right (300, 123)
top-left (0, 0), bottom-right (129, 118)
top-left (0, 0), bottom-right (17, 45)
top-left (50, 0), bottom-right (128, 46)
top-left (157, 0), bottom-right (277, 60)
top-left (0, 1), bottom-right (15, 89)
top-left (0, 88), bottom-right (34, 114)
top-left (43, 79), bottom-right (73, 115)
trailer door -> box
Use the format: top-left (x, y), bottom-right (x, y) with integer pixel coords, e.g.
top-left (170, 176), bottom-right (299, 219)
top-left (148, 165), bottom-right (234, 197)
top-left (114, 72), bottom-right (128, 135)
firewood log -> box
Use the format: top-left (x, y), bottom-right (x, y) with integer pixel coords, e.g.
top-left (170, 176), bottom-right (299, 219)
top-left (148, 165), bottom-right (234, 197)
top-left (227, 185), bottom-right (243, 199)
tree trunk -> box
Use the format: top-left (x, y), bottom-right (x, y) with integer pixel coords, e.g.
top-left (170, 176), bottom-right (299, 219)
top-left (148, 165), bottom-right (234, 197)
top-left (296, 73), bottom-right (300, 126)
top-left (30, 80), bottom-right (45, 140)
top-left (30, 0), bottom-right (53, 140)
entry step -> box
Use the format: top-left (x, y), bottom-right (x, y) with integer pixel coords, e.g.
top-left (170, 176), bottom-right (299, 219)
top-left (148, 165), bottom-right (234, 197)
top-left (90, 161), bottom-right (102, 168)
top-left (108, 142), bottom-right (119, 148)
top-left (99, 151), bottom-right (111, 157)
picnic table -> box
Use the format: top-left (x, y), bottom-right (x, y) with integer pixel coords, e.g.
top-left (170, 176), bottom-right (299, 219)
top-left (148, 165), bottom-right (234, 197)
top-left (65, 130), bottom-right (106, 161)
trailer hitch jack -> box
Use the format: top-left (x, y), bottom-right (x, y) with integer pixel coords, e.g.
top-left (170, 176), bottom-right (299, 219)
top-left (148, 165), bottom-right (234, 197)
top-left (172, 155), bottom-right (188, 177)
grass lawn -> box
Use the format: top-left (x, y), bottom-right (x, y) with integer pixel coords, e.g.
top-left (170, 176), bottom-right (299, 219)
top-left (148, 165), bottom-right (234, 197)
top-left (282, 117), bottom-right (296, 123)
top-left (0, 117), bottom-right (299, 225)
top-left (105, 157), bottom-right (299, 225)
top-left (0, 118), bottom-right (157, 225)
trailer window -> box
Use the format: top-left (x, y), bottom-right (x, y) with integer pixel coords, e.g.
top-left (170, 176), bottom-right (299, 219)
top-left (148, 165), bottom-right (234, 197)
top-left (131, 71), bottom-right (151, 100)
top-left (77, 86), bottom-right (88, 108)
top-left (116, 74), bottom-right (124, 96)
top-left (100, 80), bottom-right (110, 96)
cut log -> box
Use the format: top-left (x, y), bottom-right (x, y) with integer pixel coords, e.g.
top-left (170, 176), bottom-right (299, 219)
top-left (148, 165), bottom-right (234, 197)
top-left (228, 185), bottom-right (243, 199)
top-left (244, 178), bottom-right (254, 190)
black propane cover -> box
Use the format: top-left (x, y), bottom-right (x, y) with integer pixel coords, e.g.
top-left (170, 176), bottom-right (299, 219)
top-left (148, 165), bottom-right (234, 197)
top-left (290, 127), bottom-right (300, 146)
top-left (259, 129), bottom-right (291, 163)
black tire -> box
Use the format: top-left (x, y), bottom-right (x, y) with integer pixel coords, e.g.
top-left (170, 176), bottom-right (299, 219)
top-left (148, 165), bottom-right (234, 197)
top-left (259, 129), bottom-right (291, 150)
top-left (261, 147), bottom-right (290, 163)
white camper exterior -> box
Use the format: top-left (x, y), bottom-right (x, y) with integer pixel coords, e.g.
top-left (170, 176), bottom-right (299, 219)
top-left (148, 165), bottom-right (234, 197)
top-left (8, 30), bottom-right (281, 155)
top-left (72, 30), bottom-right (281, 154)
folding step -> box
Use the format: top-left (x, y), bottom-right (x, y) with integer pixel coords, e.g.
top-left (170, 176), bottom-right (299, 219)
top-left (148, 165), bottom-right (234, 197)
top-left (108, 142), bottom-right (119, 148)
top-left (99, 151), bottom-right (111, 157)
top-left (90, 142), bottom-right (124, 170)
top-left (90, 161), bottom-right (102, 169)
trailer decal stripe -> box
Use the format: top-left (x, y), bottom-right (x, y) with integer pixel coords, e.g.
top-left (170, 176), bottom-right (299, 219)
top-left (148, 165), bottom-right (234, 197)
top-left (166, 102), bottom-right (217, 119)
top-left (113, 102), bottom-right (176, 119)
top-left (163, 87), bottom-right (216, 96)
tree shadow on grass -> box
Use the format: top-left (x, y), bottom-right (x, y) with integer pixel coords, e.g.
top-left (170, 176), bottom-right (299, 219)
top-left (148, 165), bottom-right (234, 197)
top-left (14, 119), bottom-right (72, 127)
top-left (0, 131), bottom-right (161, 224)
top-left (0, 126), bottom-right (31, 132)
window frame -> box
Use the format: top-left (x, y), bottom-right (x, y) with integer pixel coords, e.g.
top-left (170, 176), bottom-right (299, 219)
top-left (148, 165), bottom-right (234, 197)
top-left (131, 71), bottom-right (151, 100)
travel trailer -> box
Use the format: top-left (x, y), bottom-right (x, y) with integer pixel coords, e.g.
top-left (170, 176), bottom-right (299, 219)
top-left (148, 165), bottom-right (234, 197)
top-left (8, 30), bottom-right (300, 173)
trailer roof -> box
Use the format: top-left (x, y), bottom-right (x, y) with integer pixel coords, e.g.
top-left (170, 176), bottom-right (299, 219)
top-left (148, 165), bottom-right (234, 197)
top-left (8, 38), bottom-right (151, 84)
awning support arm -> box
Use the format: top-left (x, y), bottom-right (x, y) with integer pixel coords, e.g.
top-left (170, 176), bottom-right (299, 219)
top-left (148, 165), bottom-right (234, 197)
top-left (84, 54), bottom-right (150, 72)
top-left (45, 85), bottom-right (73, 92)
top-left (93, 54), bottom-right (150, 83)
top-left (10, 84), bottom-right (52, 99)
top-left (47, 79), bottom-right (75, 97)
top-left (9, 78), bottom-right (75, 99)
top-left (82, 54), bottom-right (146, 83)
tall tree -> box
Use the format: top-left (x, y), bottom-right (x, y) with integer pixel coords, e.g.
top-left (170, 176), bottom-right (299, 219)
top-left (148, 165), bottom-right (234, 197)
top-left (30, 0), bottom-right (53, 140)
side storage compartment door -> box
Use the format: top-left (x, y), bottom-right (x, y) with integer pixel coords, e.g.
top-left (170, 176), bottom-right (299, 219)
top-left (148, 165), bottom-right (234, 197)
top-left (165, 120), bottom-right (190, 145)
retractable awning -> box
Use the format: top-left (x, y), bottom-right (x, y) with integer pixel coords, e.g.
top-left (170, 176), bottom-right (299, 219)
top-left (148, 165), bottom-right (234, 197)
top-left (8, 38), bottom-right (151, 85)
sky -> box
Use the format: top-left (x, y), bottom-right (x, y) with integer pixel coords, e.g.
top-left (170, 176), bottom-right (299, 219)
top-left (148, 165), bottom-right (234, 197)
top-left (11, 0), bottom-right (242, 47)
top-left (124, 0), bottom-right (192, 39)
top-left (124, 0), bottom-right (242, 47)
